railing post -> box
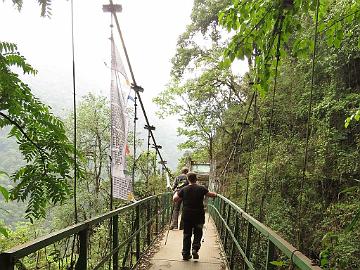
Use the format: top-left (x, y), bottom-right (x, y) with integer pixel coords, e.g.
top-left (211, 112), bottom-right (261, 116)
top-left (75, 228), bottom-right (89, 270)
top-left (113, 215), bottom-right (119, 270)
top-left (155, 197), bottom-right (159, 234)
top-left (162, 195), bottom-right (166, 227)
top-left (224, 205), bottom-right (232, 248)
top-left (265, 240), bottom-right (276, 270)
top-left (244, 221), bottom-right (253, 270)
top-left (215, 197), bottom-right (220, 227)
top-left (160, 196), bottom-right (164, 227)
top-left (220, 199), bottom-right (226, 239)
top-left (135, 204), bottom-right (140, 262)
top-left (122, 210), bottom-right (135, 268)
top-left (146, 201), bottom-right (151, 246)
top-left (230, 214), bottom-right (239, 270)
top-left (166, 194), bottom-right (171, 221)
top-left (0, 253), bottom-right (14, 270)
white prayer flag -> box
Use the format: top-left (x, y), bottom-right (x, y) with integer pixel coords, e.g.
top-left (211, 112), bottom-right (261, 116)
top-left (110, 37), bottom-right (133, 200)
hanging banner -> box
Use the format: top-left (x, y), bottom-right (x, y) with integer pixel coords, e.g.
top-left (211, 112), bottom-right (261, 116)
top-left (166, 172), bottom-right (171, 189)
top-left (110, 36), bottom-right (133, 200)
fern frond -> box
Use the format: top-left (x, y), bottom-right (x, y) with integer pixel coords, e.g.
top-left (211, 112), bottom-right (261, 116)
top-left (38, 0), bottom-right (52, 17)
top-left (5, 54), bottom-right (37, 75)
top-left (8, 0), bottom-right (52, 17)
top-left (11, 0), bottom-right (23, 11)
top-left (0, 41), bottom-right (18, 53)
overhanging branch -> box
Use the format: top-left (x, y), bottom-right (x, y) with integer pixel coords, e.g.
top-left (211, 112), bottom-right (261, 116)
top-left (0, 111), bottom-right (47, 172)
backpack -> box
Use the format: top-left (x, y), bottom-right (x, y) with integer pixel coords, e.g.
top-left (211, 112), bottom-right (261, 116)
top-left (174, 175), bottom-right (188, 190)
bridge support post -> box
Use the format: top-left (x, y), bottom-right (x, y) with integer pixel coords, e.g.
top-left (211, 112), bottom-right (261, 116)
top-left (244, 222), bottom-right (253, 270)
top-left (229, 214), bottom-right (239, 270)
top-left (161, 196), bottom-right (166, 227)
top-left (224, 205), bottom-right (232, 249)
top-left (265, 240), bottom-right (276, 270)
top-left (220, 199), bottom-right (226, 239)
top-left (146, 201), bottom-right (151, 246)
top-left (214, 197), bottom-right (220, 226)
top-left (113, 215), bottom-right (119, 270)
top-left (0, 253), bottom-right (14, 270)
top-left (135, 205), bottom-right (140, 262)
top-left (155, 197), bottom-right (159, 234)
top-left (75, 227), bottom-right (89, 270)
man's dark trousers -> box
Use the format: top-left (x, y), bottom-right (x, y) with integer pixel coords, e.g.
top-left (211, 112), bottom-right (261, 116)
top-left (171, 200), bottom-right (184, 229)
top-left (182, 221), bottom-right (203, 256)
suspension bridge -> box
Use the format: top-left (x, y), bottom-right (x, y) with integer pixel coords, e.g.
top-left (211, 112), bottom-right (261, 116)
top-left (3, 0), bottom-right (356, 268)
top-left (0, 193), bottom-right (322, 269)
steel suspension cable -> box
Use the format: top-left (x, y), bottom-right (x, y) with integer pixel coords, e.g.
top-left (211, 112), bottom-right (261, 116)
top-left (297, 0), bottom-right (321, 248)
top-left (70, 0), bottom-right (78, 268)
top-left (235, 137), bottom-right (244, 197)
top-left (244, 92), bottom-right (258, 213)
top-left (220, 92), bottom-right (256, 177)
top-left (259, 14), bottom-right (284, 223)
top-left (70, 0), bottom-right (78, 224)
top-left (108, 16), bottom-right (115, 270)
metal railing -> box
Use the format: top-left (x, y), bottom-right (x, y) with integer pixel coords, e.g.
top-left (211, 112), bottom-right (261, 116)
top-left (209, 195), bottom-right (322, 270)
top-left (0, 193), bottom-right (172, 270)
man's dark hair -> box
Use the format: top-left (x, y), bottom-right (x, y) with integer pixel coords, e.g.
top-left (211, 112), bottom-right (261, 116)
top-left (187, 172), bottom-right (197, 183)
top-left (181, 167), bottom-right (189, 174)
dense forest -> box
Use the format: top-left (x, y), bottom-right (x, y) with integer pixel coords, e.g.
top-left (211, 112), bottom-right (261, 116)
top-left (1, 0), bottom-right (360, 269)
top-left (154, 0), bottom-right (360, 268)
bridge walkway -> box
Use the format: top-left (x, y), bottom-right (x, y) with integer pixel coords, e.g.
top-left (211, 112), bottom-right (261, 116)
top-left (149, 214), bottom-right (226, 270)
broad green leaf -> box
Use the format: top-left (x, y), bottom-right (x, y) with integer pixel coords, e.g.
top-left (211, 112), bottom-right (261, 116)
top-left (345, 117), bottom-right (351, 128)
top-left (0, 226), bottom-right (9, 237)
top-left (0, 185), bottom-right (9, 202)
top-left (355, 110), bottom-right (360, 121)
top-left (0, 170), bottom-right (9, 177)
top-left (334, 37), bottom-right (341, 48)
top-left (321, 257), bottom-right (329, 267)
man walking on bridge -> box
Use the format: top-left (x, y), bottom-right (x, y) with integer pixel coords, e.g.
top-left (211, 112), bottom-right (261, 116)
top-left (170, 167), bottom-right (189, 230)
top-left (173, 172), bottom-right (217, 260)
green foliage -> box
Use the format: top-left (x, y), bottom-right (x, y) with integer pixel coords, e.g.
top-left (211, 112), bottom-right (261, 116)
top-left (346, 207), bottom-right (360, 232)
top-left (0, 41), bottom-right (75, 221)
top-left (8, 0), bottom-right (53, 17)
top-left (163, 0), bottom-right (360, 267)
top-left (0, 226), bottom-right (8, 238)
top-left (345, 109), bottom-right (360, 128)
top-left (156, 0), bottom-right (250, 163)
top-left (65, 94), bottom-right (110, 195)
top-left (0, 221), bottom-right (39, 251)
top-left (59, 93), bottom-right (112, 223)
top-left (219, 0), bottom-right (360, 94)
top-left (155, 49), bottom-right (244, 162)
top-left (0, 171), bottom-right (9, 202)
top-left (170, 0), bottom-right (231, 80)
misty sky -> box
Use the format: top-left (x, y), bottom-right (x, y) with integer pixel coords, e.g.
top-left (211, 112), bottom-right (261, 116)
top-left (0, 0), bottom-right (196, 169)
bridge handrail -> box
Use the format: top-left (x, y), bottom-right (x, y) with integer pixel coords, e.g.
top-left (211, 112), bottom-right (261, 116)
top-left (209, 194), bottom-right (322, 270)
top-left (3, 194), bottom-right (160, 257)
top-left (0, 193), bottom-right (172, 270)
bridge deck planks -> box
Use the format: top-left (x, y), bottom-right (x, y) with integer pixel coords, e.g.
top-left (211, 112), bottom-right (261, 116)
top-left (149, 214), bottom-right (227, 270)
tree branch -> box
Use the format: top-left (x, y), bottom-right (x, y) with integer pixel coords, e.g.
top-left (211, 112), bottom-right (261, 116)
top-left (0, 111), bottom-right (47, 172)
top-left (181, 96), bottom-right (212, 139)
